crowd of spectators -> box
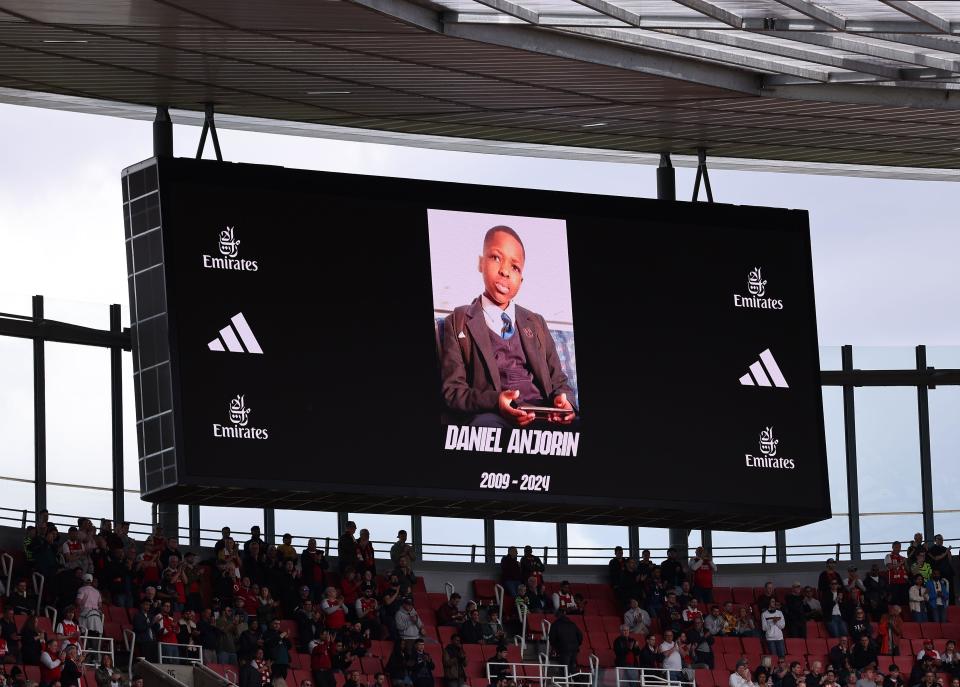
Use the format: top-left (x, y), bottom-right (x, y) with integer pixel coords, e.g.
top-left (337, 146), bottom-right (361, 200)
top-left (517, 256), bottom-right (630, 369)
top-left (2, 513), bottom-right (957, 687)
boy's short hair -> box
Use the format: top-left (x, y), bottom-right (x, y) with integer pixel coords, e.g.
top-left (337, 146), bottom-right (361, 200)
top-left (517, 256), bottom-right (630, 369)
top-left (483, 225), bottom-right (526, 261)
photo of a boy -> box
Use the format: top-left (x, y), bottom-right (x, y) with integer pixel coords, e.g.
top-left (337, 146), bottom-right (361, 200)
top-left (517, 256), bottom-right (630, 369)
top-left (440, 224), bottom-right (577, 429)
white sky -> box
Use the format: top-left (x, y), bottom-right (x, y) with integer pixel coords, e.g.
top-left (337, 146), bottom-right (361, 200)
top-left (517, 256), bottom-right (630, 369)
top-left (1, 102), bottom-right (958, 561)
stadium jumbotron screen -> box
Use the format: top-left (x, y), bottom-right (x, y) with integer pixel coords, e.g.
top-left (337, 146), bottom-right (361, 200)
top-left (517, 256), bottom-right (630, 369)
top-left (122, 157), bottom-right (829, 530)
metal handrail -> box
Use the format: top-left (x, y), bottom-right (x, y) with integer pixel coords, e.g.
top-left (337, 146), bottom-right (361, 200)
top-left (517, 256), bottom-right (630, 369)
top-left (123, 628), bottom-right (135, 679)
top-left (1, 552), bottom-right (12, 596)
top-left (495, 583), bottom-right (505, 623)
top-left (2, 504), bottom-right (958, 565)
top-left (614, 666), bottom-right (695, 687)
top-left (32, 571), bottom-right (44, 616)
top-left (444, 581), bottom-right (455, 600)
top-left (80, 631), bottom-right (115, 668)
top-left (158, 641), bottom-right (204, 666)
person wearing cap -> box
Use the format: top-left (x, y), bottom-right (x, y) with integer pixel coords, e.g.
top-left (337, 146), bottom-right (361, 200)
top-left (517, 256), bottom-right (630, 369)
top-left (395, 596), bottom-right (425, 650)
top-left (338, 521), bottom-right (357, 574)
top-left (76, 573), bottom-right (104, 636)
top-left (391, 531), bottom-right (416, 566)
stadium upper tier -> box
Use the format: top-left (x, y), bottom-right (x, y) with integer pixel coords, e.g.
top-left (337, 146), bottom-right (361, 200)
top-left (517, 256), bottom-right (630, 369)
top-left (2, 1), bottom-right (960, 176)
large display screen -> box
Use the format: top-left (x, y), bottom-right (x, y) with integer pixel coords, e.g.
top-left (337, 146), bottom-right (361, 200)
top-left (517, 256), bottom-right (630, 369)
top-left (122, 157), bottom-right (829, 530)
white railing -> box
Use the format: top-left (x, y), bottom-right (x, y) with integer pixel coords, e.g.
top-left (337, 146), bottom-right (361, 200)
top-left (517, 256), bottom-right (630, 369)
top-left (0, 552), bottom-right (12, 596)
top-left (444, 581), bottom-right (455, 600)
top-left (80, 632), bottom-right (115, 668)
top-left (32, 571), bottom-right (44, 615)
top-left (495, 583), bottom-right (505, 622)
top-left (123, 628), bottom-right (136, 678)
top-left (486, 661), bottom-right (595, 687)
top-left (614, 666), bottom-right (696, 687)
top-left (518, 604), bottom-right (528, 655)
top-left (158, 642), bottom-right (204, 666)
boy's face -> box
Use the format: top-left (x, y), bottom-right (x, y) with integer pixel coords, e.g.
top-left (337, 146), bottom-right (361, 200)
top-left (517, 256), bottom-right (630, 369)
top-left (479, 230), bottom-right (524, 307)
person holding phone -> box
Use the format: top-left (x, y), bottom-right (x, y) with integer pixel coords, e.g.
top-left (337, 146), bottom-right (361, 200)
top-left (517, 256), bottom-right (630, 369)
top-left (440, 225), bottom-right (576, 429)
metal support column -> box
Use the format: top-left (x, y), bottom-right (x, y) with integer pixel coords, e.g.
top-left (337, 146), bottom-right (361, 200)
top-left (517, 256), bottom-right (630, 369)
top-left (188, 504), bottom-right (200, 546)
top-left (337, 512), bottom-right (349, 535)
top-left (775, 529), bottom-right (787, 563)
top-left (700, 529), bottom-right (713, 555)
top-left (657, 153), bottom-right (676, 201)
top-left (556, 522), bottom-right (568, 565)
top-left (32, 295), bottom-right (46, 515)
top-left (916, 345), bottom-right (935, 541)
top-left (692, 148), bottom-right (715, 202)
top-left (483, 518), bottom-right (496, 564)
top-left (153, 106), bottom-right (173, 158)
top-left (411, 515), bottom-right (424, 562)
top-left (157, 503), bottom-right (178, 540)
top-left (263, 508), bottom-right (276, 545)
top-left (628, 525), bottom-right (640, 561)
top-left (110, 304), bottom-right (124, 524)
top-left (669, 529), bottom-right (690, 559)
top-left (842, 345), bottom-right (861, 560)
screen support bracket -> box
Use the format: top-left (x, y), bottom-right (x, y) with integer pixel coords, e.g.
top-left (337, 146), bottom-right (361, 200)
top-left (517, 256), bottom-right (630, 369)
top-left (692, 148), bottom-right (714, 203)
top-left (196, 103), bottom-right (224, 162)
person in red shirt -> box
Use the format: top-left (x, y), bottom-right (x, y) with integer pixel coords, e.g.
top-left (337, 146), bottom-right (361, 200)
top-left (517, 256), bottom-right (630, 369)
top-left (311, 630), bottom-right (335, 687)
top-left (321, 587), bottom-right (348, 631)
top-left (40, 639), bottom-right (64, 684)
top-left (154, 601), bottom-right (179, 663)
top-left (690, 547), bottom-right (717, 604)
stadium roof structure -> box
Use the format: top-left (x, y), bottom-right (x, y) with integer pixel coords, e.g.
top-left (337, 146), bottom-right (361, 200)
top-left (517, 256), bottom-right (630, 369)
top-left (2, 0), bottom-right (960, 178)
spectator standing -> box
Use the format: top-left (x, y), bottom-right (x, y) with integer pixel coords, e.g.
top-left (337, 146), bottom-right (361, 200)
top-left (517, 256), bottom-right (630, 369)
top-left (690, 547), bottom-right (717, 604)
top-left (824, 581), bottom-right (850, 637)
top-left (878, 605), bottom-right (903, 656)
top-left (864, 565), bottom-right (889, 622)
top-left (441, 634), bottom-right (467, 687)
top-left (396, 597), bottom-right (425, 651)
top-left (819, 560), bottom-right (843, 596)
top-left (925, 569), bottom-right (949, 622)
top-left (552, 581), bottom-right (578, 614)
top-left (661, 549), bottom-right (685, 593)
top-left (911, 553), bottom-right (932, 582)
top-left (909, 576), bottom-right (930, 622)
top-left (500, 547), bottom-right (522, 597)
top-left (613, 625), bottom-right (641, 683)
top-left (405, 638), bottom-right (435, 687)
top-left (659, 629), bottom-right (684, 683)
top-left (625, 599), bottom-right (651, 635)
top-left (784, 583), bottom-right (806, 638)
top-left (886, 543), bottom-right (911, 607)
top-left (852, 635), bottom-right (878, 671)
top-left (549, 609), bottom-right (583, 676)
top-left (609, 547), bottom-right (627, 599)
top-left (338, 522), bottom-right (357, 574)
top-left (521, 546), bottom-right (545, 588)
top-left (391, 531), bottom-right (415, 566)
top-left (762, 600), bottom-right (786, 658)
top-left (928, 535), bottom-right (955, 605)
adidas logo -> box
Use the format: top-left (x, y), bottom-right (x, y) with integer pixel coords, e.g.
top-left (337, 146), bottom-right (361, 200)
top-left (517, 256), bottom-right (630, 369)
top-left (207, 312), bottom-right (263, 354)
top-left (738, 348), bottom-right (788, 388)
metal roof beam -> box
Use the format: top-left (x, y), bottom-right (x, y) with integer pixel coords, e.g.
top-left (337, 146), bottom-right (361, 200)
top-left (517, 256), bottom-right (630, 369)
top-left (669, 0), bottom-right (743, 28)
top-left (440, 22), bottom-right (762, 93)
top-left (470, 0), bottom-right (540, 24)
top-left (773, 31), bottom-right (960, 74)
top-left (557, 26), bottom-right (877, 82)
top-left (567, 0), bottom-right (640, 27)
top-left (875, 33), bottom-right (960, 58)
top-left (878, 1), bottom-right (954, 34)
top-left (663, 29), bottom-right (919, 80)
top-left (768, 0), bottom-right (846, 30)
top-left (762, 80), bottom-right (960, 110)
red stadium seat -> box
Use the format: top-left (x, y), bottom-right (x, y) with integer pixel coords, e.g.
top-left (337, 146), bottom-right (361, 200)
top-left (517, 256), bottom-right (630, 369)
top-left (786, 639), bottom-right (807, 655)
top-left (505, 645), bottom-right (521, 664)
top-left (360, 657), bottom-right (383, 674)
top-left (741, 637), bottom-right (762, 655)
top-left (715, 637), bottom-right (742, 654)
top-left (713, 668), bottom-right (731, 687)
top-left (589, 631), bottom-right (611, 649)
top-left (474, 580), bottom-right (497, 602)
top-left (898, 639), bottom-right (913, 658)
top-left (732, 588), bottom-right (754, 604)
top-left (713, 588), bottom-right (734, 605)
top-left (949, 607), bottom-right (960, 624)
top-left (593, 647), bottom-right (616, 668)
top-left (806, 621), bottom-right (825, 639)
top-left (696, 669), bottom-right (716, 687)
top-left (942, 624), bottom-right (960, 640)
top-left (464, 645), bottom-right (485, 668)
top-left (806, 638), bottom-right (828, 656)
top-left (721, 654), bottom-right (741, 672)
top-left (902, 623), bottom-right (923, 639)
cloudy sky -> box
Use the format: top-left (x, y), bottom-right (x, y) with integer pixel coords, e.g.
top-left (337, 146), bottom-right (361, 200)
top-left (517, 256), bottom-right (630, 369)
top-left (1, 101), bottom-right (957, 562)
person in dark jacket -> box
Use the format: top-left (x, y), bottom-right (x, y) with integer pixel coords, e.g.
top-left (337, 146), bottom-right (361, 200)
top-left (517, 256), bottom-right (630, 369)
top-left (548, 610), bottom-right (583, 675)
top-left (442, 634), bottom-right (467, 687)
top-left (263, 619), bottom-right (292, 679)
top-left (460, 609), bottom-right (484, 644)
top-left (613, 625), bottom-right (641, 668)
top-left (405, 638), bottom-right (435, 687)
top-left (338, 522), bottom-right (358, 574)
top-left (486, 646), bottom-right (511, 681)
top-left (239, 657), bottom-right (262, 687)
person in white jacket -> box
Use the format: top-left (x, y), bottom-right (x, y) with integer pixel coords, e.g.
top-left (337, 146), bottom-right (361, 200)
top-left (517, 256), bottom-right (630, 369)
top-left (761, 600), bottom-right (786, 658)
top-left (730, 661), bottom-right (758, 687)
